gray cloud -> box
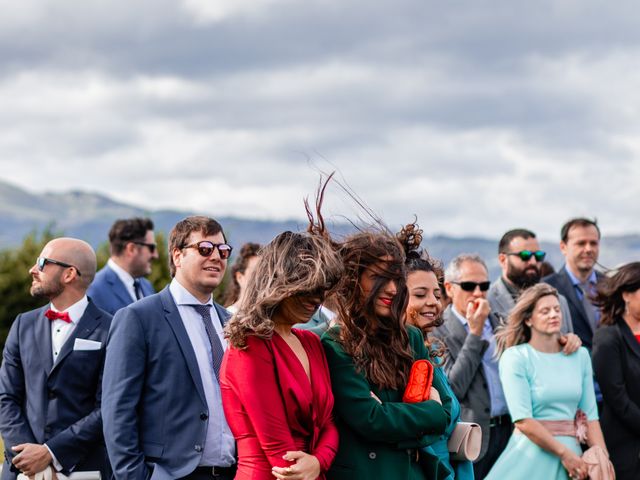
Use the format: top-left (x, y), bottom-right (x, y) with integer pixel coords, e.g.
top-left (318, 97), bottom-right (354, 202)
top-left (0, 0), bottom-right (639, 241)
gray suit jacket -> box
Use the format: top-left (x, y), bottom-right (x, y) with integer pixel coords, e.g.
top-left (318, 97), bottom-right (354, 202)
top-left (488, 277), bottom-right (574, 334)
top-left (432, 305), bottom-right (498, 460)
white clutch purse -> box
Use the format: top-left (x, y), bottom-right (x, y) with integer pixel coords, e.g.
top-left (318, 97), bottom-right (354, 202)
top-left (18, 469), bottom-right (100, 480)
top-left (447, 422), bottom-right (482, 462)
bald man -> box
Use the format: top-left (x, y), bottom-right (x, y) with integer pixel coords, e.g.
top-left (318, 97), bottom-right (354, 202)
top-left (0, 238), bottom-right (112, 480)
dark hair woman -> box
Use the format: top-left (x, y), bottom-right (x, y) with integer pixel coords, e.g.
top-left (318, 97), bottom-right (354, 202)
top-left (221, 214), bottom-right (344, 479)
top-left (398, 222), bottom-right (474, 480)
top-left (321, 230), bottom-right (452, 480)
top-left (486, 284), bottom-right (609, 480)
top-left (223, 242), bottom-right (261, 313)
top-left (592, 261), bottom-right (640, 480)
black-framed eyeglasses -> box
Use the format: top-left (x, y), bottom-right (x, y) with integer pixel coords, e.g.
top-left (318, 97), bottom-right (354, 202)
top-left (182, 241), bottom-right (233, 260)
top-left (506, 250), bottom-right (546, 262)
top-left (133, 241), bottom-right (157, 254)
top-left (451, 281), bottom-right (490, 292)
top-left (37, 257), bottom-right (82, 276)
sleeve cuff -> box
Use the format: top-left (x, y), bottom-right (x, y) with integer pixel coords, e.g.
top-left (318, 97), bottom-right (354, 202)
top-left (44, 444), bottom-right (63, 471)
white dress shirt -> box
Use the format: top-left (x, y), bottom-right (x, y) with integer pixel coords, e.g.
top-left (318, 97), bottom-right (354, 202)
top-left (168, 279), bottom-right (236, 467)
top-left (107, 259), bottom-right (137, 302)
top-left (49, 296), bottom-right (88, 362)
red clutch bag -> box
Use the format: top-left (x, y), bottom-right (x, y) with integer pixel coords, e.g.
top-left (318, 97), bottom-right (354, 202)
top-left (402, 359), bottom-right (434, 403)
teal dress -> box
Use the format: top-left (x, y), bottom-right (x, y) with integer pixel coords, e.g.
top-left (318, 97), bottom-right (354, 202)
top-left (485, 345), bottom-right (598, 480)
top-left (423, 362), bottom-right (475, 480)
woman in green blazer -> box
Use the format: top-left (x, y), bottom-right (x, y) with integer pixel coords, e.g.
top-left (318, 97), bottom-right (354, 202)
top-left (322, 231), bottom-right (453, 480)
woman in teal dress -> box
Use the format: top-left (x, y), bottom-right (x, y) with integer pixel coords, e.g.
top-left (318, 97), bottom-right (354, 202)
top-left (398, 221), bottom-right (474, 480)
top-left (486, 283), bottom-right (609, 480)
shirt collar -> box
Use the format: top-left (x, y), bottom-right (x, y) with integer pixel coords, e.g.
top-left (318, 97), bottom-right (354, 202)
top-left (169, 278), bottom-right (213, 307)
top-left (50, 296), bottom-right (89, 325)
top-left (564, 264), bottom-right (597, 286)
top-left (451, 305), bottom-right (469, 326)
top-left (108, 258), bottom-right (135, 288)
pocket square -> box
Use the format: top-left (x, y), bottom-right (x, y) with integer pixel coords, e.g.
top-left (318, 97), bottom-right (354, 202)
top-left (73, 338), bottom-right (102, 351)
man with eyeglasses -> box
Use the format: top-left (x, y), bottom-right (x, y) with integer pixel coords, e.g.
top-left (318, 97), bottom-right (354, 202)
top-left (433, 253), bottom-right (508, 478)
top-left (102, 216), bottom-right (237, 480)
top-left (0, 238), bottom-right (112, 479)
top-left (488, 228), bottom-right (574, 334)
top-left (88, 217), bottom-right (158, 315)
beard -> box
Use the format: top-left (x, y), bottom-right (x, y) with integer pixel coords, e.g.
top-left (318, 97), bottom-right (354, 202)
top-left (30, 278), bottom-right (64, 299)
top-left (506, 264), bottom-right (541, 290)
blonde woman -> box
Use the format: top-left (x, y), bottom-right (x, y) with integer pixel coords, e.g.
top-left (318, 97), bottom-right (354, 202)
top-left (486, 283), bottom-right (608, 480)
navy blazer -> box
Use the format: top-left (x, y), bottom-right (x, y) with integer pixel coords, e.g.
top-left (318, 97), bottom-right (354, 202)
top-left (102, 286), bottom-right (231, 480)
top-left (87, 264), bottom-right (155, 315)
top-left (0, 301), bottom-right (112, 479)
top-left (544, 267), bottom-right (604, 350)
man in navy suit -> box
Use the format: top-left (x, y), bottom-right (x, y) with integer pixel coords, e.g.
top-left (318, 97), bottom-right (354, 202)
top-left (544, 217), bottom-right (603, 350)
top-left (88, 217), bottom-right (158, 314)
top-left (0, 238), bottom-right (112, 479)
top-left (102, 216), bottom-right (236, 480)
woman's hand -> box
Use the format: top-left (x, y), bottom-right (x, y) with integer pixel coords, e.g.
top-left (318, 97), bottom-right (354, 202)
top-left (428, 387), bottom-right (442, 405)
top-left (560, 449), bottom-right (588, 480)
top-left (272, 451), bottom-right (321, 480)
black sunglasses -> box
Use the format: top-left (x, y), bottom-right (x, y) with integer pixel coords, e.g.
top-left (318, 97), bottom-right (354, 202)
top-left (451, 281), bottom-right (490, 292)
top-left (133, 241), bottom-right (157, 254)
top-left (37, 257), bottom-right (82, 276)
top-left (182, 241), bottom-right (233, 260)
top-left (506, 250), bottom-right (546, 262)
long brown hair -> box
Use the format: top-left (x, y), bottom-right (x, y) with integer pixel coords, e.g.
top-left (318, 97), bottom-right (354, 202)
top-left (225, 174), bottom-right (343, 348)
top-left (332, 231), bottom-right (414, 390)
top-left (494, 283), bottom-right (559, 356)
top-left (594, 262), bottom-right (640, 326)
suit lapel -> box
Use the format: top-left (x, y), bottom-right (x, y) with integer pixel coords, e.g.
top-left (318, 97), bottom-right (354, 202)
top-left (106, 266), bottom-right (135, 306)
top-left (35, 307), bottom-right (54, 374)
top-left (49, 302), bottom-right (103, 376)
top-left (214, 303), bottom-right (230, 327)
top-left (442, 307), bottom-right (469, 355)
top-left (160, 288), bottom-right (207, 406)
top-left (558, 268), bottom-right (590, 327)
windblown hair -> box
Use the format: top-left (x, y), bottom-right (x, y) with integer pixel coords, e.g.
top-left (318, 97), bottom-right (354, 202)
top-left (332, 231), bottom-right (414, 390)
top-left (494, 283), bottom-right (559, 356)
top-left (225, 174), bottom-right (344, 349)
top-left (397, 221), bottom-right (446, 359)
top-left (223, 242), bottom-right (262, 307)
top-left (593, 261), bottom-right (640, 326)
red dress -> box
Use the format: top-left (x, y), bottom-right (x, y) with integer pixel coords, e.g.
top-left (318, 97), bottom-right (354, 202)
top-left (221, 328), bottom-right (338, 479)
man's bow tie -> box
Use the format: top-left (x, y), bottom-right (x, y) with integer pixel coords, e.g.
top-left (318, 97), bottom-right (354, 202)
top-left (45, 309), bottom-right (72, 324)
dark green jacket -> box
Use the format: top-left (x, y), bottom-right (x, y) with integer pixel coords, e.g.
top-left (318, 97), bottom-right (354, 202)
top-left (322, 325), bottom-right (452, 480)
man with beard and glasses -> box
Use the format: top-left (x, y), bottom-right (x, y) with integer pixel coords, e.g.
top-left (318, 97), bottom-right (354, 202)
top-left (0, 238), bottom-right (112, 480)
top-left (488, 229), bottom-right (574, 334)
top-left (88, 217), bottom-right (158, 315)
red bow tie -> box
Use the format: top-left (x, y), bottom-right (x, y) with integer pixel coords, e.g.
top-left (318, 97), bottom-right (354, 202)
top-left (45, 309), bottom-right (72, 324)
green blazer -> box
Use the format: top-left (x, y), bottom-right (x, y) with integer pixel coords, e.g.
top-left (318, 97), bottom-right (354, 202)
top-left (322, 325), bottom-right (452, 480)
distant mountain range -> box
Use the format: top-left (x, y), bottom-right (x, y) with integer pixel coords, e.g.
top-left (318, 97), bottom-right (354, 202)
top-left (1, 179), bottom-right (638, 279)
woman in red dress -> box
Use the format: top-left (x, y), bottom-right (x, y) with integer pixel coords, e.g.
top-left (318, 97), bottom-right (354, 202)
top-left (221, 227), bottom-right (343, 480)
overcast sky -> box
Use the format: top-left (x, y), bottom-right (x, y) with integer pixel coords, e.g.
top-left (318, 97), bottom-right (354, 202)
top-left (0, 0), bottom-right (638, 240)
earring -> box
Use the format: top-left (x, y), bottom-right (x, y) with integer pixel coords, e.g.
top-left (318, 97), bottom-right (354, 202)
top-left (408, 308), bottom-right (418, 321)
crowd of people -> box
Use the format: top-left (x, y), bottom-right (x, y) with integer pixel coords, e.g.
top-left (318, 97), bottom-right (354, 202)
top-left (0, 195), bottom-right (638, 480)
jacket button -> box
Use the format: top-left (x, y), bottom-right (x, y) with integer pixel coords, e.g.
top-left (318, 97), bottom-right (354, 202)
top-left (484, 407), bottom-right (490, 413)
top-left (200, 412), bottom-right (208, 421)
top-left (194, 445), bottom-right (203, 452)
top-left (47, 390), bottom-right (56, 399)
top-left (368, 452), bottom-right (376, 460)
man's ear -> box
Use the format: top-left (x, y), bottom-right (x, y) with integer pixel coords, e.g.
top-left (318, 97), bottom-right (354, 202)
top-left (559, 240), bottom-right (568, 257)
top-left (498, 252), bottom-right (508, 272)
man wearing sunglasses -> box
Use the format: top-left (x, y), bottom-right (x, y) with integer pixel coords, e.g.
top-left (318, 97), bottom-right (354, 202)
top-left (103, 216), bottom-right (237, 480)
top-left (88, 217), bottom-right (158, 315)
top-left (434, 254), bottom-right (508, 478)
top-left (0, 238), bottom-right (112, 480)
top-left (488, 228), bottom-right (574, 334)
